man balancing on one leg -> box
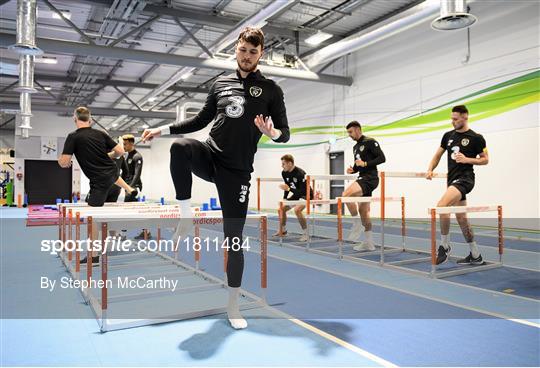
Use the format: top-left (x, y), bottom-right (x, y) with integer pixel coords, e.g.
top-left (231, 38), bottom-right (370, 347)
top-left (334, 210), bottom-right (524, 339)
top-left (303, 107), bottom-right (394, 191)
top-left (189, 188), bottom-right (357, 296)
top-left (141, 27), bottom-right (290, 329)
top-left (342, 121), bottom-right (386, 251)
top-left (58, 107), bottom-right (138, 263)
top-left (426, 105), bottom-right (489, 265)
top-left (274, 154), bottom-right (313, 242)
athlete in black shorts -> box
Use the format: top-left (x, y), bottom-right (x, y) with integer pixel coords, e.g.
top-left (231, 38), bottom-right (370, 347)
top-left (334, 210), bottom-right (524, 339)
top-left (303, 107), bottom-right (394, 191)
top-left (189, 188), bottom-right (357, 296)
top-left (427, 105), bottom-right (489, 265)
top-left (105, 138), bottom-right (129, 203)
top-left (59, 107), bottom-right (138, 263)
top-left (275, 154), bottom-right (313, 241)
top-left (342, 121), bottom-right (386, 251)
top-left (141, 27), bottom-right (290, 329)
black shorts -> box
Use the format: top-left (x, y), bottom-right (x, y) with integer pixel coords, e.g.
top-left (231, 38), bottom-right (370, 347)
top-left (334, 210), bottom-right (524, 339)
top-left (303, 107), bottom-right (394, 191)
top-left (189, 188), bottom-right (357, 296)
top-left (356, 175), bottom-right (379, 197)
top-left (288, 191), bottom-right (314, 202)
top-left (448, 177), bottom-right (475, 201)
top-left (86, 176), bottom-right (117, 207)
top-left (105, 185), bottom-right (121, 203)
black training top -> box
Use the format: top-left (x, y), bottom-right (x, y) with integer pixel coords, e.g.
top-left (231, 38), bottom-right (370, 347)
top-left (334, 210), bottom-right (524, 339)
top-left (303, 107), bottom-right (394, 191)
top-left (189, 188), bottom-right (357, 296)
top-left (351, 135), bottom-right (386, 177)
top-left (62, 127), bottom-right (118, 184)
top-left (125, 149), bottom-right (143, 189)
top-left (168, 70), bottom-right (290, 172)
top-left (282, 166), bottom-right (310, 199)
top-left (114, 155), bottom-right (129, 180)
top-left (440, 129), bottom-right (486, 183)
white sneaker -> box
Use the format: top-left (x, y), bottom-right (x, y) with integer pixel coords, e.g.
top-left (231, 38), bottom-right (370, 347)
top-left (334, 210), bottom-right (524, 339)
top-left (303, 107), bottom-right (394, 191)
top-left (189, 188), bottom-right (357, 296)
top-left (273, 229), bottom-right (287, 237)
top-left (299, 233), bottom-right (309, 242)
top-left (353, 242), bottom-right (376, 252)
top-left (172, 218), bottom-right (194, 244)
top-left (347, 221), bottom-right (363, 241)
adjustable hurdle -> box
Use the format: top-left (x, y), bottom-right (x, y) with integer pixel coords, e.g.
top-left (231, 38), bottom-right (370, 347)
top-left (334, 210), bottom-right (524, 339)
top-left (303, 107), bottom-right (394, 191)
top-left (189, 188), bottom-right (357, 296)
top-left (60, 205), bottom-right (268, 332)
top-left (274, 196), bottom-right (406, 260)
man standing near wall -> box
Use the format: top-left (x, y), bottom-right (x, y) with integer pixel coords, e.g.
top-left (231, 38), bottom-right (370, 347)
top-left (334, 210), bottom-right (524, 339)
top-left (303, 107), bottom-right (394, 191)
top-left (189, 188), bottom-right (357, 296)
top-left (426, 105), bottom-right (489, 265)
top-left (105, 136), bottom-right (129, 203)
top-left (140, 27), bottom-right (290, 329)
top-left (122, 134), bottom-right (147, 239)
top-left (342, 121), bottom-right (386, 251)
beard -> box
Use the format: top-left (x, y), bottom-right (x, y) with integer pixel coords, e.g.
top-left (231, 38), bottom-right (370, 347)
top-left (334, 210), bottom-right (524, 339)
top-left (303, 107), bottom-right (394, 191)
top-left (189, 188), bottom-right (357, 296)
top-left (237, 58), bottom-right (258, 73)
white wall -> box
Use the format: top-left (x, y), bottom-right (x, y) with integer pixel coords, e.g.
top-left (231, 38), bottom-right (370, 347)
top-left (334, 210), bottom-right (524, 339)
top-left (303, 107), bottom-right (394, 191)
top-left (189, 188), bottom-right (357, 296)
top-left (248, 0), bottom-right (540, 222)
top-left (13, 112), bottom-right (82, 202)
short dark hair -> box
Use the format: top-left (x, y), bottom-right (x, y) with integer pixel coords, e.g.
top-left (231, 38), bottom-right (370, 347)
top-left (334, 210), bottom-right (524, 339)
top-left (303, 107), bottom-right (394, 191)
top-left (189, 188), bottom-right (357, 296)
top-left (74, 106), bottom-right (90, 122)
top-left (122, 134), bottom-right (135, 143)
top-left (452, 105), bottom-right (469, 114)
top-left (281, 154), bottom-right (294, 164)
top-left (238, 27), bottom-right (264, 49)
top-left (346, 121), bottom-right (361, 130)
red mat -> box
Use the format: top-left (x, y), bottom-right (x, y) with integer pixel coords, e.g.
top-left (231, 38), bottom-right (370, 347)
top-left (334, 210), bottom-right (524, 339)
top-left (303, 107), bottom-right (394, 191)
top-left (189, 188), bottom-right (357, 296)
top-left (26, 205), bottom-right (59, 226)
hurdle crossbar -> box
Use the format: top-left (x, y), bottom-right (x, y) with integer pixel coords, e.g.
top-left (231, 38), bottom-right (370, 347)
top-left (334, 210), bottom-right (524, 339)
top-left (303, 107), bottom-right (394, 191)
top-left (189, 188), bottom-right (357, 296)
top-left (59, 205), bottom-right (269, 332)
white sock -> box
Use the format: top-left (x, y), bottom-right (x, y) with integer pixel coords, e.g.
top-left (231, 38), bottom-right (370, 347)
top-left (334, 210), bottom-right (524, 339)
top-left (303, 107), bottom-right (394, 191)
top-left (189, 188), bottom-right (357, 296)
top-left (178, 199), bottom-right (191, 217)
top-left (227, 287), bottom-right (247, 329)
top-left (365, 230), bottom-right (373, 244)
top-left (302, 227), bottom-right (308, 235)
top-left (441, 234), bottom-right (449, 249)
top-left (469, 241), bottom-right (480, 258)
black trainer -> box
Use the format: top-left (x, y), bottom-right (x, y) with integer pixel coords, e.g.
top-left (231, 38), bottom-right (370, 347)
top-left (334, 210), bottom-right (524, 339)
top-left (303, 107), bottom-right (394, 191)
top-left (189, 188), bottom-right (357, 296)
top-left (436, 245), bottom-right (451, 265)
top-left (457, 252), bottom-right (485, 265)
top-left (80, 255), bottom-right (100, 265)
top-left (134, 230), bottom-right (152, 240)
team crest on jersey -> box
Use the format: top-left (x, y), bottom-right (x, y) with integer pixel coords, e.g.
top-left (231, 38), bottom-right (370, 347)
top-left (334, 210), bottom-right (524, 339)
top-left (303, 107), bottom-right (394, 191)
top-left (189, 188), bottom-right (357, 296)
top-left (360, 145), bottom-right (365, 152)
top-left (249, 86), bottom-right (262, 97)
top-left (461, 138), bottom-right (470, 146)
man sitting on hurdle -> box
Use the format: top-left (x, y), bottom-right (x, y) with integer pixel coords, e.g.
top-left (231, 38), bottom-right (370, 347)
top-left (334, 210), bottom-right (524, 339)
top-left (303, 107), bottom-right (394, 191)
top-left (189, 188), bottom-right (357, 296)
top-left (58, 106), bottom-right (138, 263)
top-left (427, 105), bottom-right (489, 265)
top-left (274, 154), bottom-right (313, 241)
top-left (343, 121), bottom-right (386, 251)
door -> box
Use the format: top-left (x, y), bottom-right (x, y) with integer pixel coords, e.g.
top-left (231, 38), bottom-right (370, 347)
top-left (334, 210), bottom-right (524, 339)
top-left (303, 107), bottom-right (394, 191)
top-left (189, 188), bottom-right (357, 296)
top-left (25, 160), bottom-right (72, 204)
top-left (329, 151), bottom-right (344, 214)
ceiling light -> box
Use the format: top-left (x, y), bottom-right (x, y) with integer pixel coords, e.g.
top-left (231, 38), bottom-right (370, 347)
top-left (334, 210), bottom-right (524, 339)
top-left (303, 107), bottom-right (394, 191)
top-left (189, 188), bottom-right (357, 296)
top-left (35, 56), bottom-right (57, 64)
top-left (51, 10), bottom-right (71, 19)
top-left (43, 86), bottom-right (52, 91)
top-left (305, 31), bottom-right (333, 46)
top-left (180, 71), bottom-right (193, 80)
top-left (148, 97), bottom-right (157, 102)
top-left (111, 123), bottom-right (119, 128)
top-left (141, 124), bottom-right (149, 129)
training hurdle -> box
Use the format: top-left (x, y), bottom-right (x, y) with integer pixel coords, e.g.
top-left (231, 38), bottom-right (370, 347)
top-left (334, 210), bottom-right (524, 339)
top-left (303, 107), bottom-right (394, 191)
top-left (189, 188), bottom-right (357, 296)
top-left (58, 204), bottom-right (269, 332)
top-left (57, 202), bottom-right (167, 269)
top-left (276, 196), bottom-right (405, 258)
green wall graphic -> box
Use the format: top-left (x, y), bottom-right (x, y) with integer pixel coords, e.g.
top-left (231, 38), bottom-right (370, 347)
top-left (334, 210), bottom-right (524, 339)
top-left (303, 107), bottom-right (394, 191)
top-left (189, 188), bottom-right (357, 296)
top-left (259, 70), bottom-right (540, 148)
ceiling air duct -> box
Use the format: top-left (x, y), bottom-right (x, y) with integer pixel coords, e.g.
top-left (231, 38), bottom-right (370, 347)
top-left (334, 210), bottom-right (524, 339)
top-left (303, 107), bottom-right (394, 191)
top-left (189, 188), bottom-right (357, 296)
top-left (9, 0), bottom-right (42, 55)
top-left (9, 0), bottom-right (41, 138)
top-left (431, 0), bottom-right (477, 31)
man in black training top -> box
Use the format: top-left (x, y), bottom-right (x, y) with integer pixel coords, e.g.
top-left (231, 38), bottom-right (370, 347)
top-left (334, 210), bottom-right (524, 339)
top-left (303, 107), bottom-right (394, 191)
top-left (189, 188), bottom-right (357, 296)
top-left (59, 107), bottom-right (138, 262)
top-left (141, 27), bottom-right (290, 329)
top-left (105, 136), bottom-right (129, 203)
top-left (275, 154), bottom-right (313, 242)
top-left (343, 121), bottom-right (386, 251)
top-left (427, 105), bottom-right (489, 265)
top-left (122, 134), bottom-right (148, 239)
top-left (123, 134), bottom-right (143, 202)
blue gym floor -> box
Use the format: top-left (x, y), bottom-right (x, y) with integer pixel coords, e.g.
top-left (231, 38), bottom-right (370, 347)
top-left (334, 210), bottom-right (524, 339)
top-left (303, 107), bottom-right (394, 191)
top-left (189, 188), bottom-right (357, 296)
top-left (1, 207), bottom-right (539, 366)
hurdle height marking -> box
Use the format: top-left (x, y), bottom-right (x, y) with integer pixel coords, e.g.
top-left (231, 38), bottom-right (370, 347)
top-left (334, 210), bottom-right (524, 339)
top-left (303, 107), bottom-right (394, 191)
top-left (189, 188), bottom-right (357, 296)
top-left (101, 222), bottom-right (108, 331)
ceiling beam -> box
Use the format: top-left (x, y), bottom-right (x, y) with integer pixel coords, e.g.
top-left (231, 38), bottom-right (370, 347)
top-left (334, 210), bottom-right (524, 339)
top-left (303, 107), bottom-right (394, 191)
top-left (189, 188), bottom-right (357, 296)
top-left (0, 73), bottom-right (209, 94)
top-left (0, 103), bottom-right (177, 119)
top-left (0, 34), bottom-right (352, 85)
